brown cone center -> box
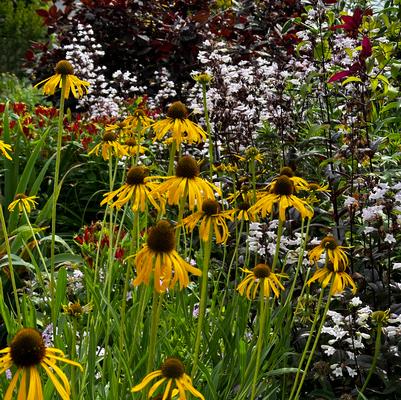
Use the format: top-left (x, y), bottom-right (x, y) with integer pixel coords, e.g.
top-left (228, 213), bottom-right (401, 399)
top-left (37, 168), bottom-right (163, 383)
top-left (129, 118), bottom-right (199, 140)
top-left (10, 328), bottom-right (46, 367)
top-left (161, 357), bottom-right (185, 379)
top-left (147, 221), bottom-right (176, 253)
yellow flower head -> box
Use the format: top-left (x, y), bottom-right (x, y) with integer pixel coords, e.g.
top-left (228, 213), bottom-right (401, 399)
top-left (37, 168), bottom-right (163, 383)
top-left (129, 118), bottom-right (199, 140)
top-left (133, 220), bottom-right (202, 292)
top-left (35, 60), bottom-right (90, 99)
top-left (62, 301), bottom-right (93, 318)
top-left (266, 166), bottom-right (309, 193)
top-left (237, 263), bottom-right (287, 300)
top-left (87, 131), bottom-right (128, 160)
top-left (371, 309), bottom-right (390, 325)
top-left (132, 357), bottom-right (205, 400)
top-left (0, 327), bottom-right (82, 400)
top-left (122, 137), bottom-right (148, 157)
top-left (181, 199), bottom-right (233, 244)
top-left (309, 235), bottom-right (349, 271)
top-left (150, 101), bottom-right (207, 145)
top-left (249, 175), bottom-right (313, 221)
top-left (126, 108), bottom-right (154, 131)
top-left (307, 261), bottom-right (357, 295)
top-left (192, 72), bottom-right (213, 84)
top-left (0, 139), bottom-right (12, 160)
top-left (153, 155), bottom-right (221, 211)
top-left (8, 193), bottom-right (38, 214)
top-left (101, 166), bottom-right (161, 212)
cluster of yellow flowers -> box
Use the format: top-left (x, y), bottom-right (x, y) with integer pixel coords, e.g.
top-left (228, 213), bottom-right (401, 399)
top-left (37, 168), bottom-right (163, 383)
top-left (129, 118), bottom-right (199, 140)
top-left (0, 60), bottom-right (360, 400)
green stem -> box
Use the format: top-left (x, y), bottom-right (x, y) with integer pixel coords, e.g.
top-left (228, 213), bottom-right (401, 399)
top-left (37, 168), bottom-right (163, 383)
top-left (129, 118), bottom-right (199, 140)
top-left (147, 291), bottom-right (163, 373)
top-left (0, 204), bottom-right (22, 324)
top-left (22, 207), bottom-right (49, 288)
top-left (291, 288), bottom-right (333, 400)
top-left (191, 225), bottom-right (213, 378)
top-left (250, 284), bottom-right (269, 400)
top-left (288, 286), bottom-right (326, 400)
top-left (358, 324), bottom-right (382, 398)
top-left (167, 141), bottom-right (177, 176)
top-left (271, 218), bottom-right (283, 272)
top-left (50, 76), bottom-right (66, 331)
top-left (201, 82), bottom-right (213, 178)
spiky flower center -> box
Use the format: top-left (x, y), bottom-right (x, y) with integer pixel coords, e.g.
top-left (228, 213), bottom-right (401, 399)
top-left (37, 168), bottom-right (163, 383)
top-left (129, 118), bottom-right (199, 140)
top-left (10, 328), bottom-right (46, 367)
top-left (273, 176), bottom-right (294, 196)
top-left (55, 60), bottom-right (74, 75)
top-left (202, 199), bottom-right (219, 216)
top-left (102, 132), bottom-right (117, 142)
top-left (167, 101), bottom-right (188, 120)
top-left (134, 109), bottom-right (146, 117)
top-left (161, 357), bottom-right (185, 379)
top-left (326, 262), bottom-right (346, 273)
top-left (279, 166), bottom-right (295, 177)
top-left (126, 166), bottom-right (148, 185)
top-left (238, 202), bottom-right (250, 211)
top-left (147, 220), bottom-right (175, 253)
top-left (14, 193), bottom-right (27, 200)
top-left (125, 137), bottom-right (137, 147)
top-left (321, 236), bottom-right (338, 250)
top-left (253, 264), bottom-right (271, 278)
top-left (175, 156), bottom-right (199, 178)
top-left (66, 302), bottom-right (83, 317)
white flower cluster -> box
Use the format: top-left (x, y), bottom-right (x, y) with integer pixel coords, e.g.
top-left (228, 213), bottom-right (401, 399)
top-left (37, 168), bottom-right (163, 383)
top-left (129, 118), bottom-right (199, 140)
top-left (321, 298), bottom-right (401, 379)
top-left (63, 23), bottom-right (146, 117)
top-left (247, 221), bottom-right (309, 266)
top-left (187, 39), bottom-right (311, 153)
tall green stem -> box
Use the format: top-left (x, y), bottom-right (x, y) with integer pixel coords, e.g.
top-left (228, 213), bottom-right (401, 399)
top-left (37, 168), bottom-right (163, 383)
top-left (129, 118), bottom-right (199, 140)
top-left (0, 204), bottom-right (21, 324)
top-left (250, 284), bottom-right (269, 400)
top-left (167, 141), bottom-right (177, 176)
top-left (291, 287), bottom-right (333, 400)
top-left (201, 82), bottom-right (213, 178)
top-left (358, 323), bottom-right (383, 398)
top-left (147, 291), bottom-right (163, 372)
top-left (50, 76), bottom-right (66, 330)
top-left (271, 218), bottom-right (284, 272)
top-left (288, 287), bottom-right (326, 400)
top-left (191, 226), bottom-right (213, 378)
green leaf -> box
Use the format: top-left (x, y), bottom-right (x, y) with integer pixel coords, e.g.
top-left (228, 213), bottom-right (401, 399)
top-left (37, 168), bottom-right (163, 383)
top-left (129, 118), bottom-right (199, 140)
top-left (342, 76), bottom-right (362, 85)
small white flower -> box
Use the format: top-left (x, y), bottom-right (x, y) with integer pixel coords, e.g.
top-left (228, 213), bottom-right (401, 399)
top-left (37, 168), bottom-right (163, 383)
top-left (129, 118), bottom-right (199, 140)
top-left (393, 263), bottom-right (401, 270)
top-left (350, 297), bottom-right (362, 307)
top-left (321, 344), bottom-right (336, 356)
top-left (330, 364), bottom-right (343, 377)
top-left (385, 233), bottom-right (396, 244)
top-left (346, 366), bottom-right (357, 377)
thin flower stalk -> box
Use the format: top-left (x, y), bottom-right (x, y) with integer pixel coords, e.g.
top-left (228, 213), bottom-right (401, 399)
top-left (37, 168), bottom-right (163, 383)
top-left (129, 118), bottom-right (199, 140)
top-left (288, 286), bottom-right (326, 400)
top-left (292, 287), bottom-right (333, 400)
top-left (200, 79), bottom-right (213, 178)
top-left (0, 204), bottom-right (21, 324)
top-left (357, 317), bottom-right (385, 398)
top-left (250, 284), bottom-right (269, 400)
top-left (191, 225), bottom-right (213, 378)
top-left (50, 74), bottom-right (66, 330)
top-left (147, 290), bottom-right (164, 373)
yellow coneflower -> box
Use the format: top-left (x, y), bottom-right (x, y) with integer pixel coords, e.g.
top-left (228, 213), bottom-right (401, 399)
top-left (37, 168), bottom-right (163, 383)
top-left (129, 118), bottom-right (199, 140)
top-left (100, 166), bottom-right (161, 212)
top-left (133, 220), bottom-right (202, 292)
top-left (8, 193), bottom-right (38, 214)
top-left (227, 200), bottom-right (256, 221)
top-left (237, 263), bottom-right (287, 300)
top-left (181, 199), bottom-right (233, 244)
top-left (87, 131), bottom-right (128, 160)
top-left (309, 235), bottom-right (349, 271)
top-left (62, 301), bottom-right (93, 318)
top-left (35, 60), bottom-right (90, 99)
top-left (249, 175), bottom-right (313, 221)
top-left (126, 108), bottom-right (154, 131)
top-left (121, 137), bottom-right (148, 157)
top-left (132, 357), bottom-right (205, 400)
top-left (0, 139), bottom-right (12, 160)
top-left (307, 262), bottom-right (357, 294)
top-left (150, 101), bottom-right (206, 145)
top-left (267, 167), bottom-right (309, 193)
top-left (153, 155), bottom-right (221, 211)
top-left (0, 327), bottom-right (82, 400)
top-left (235, 147), bottom-right (264, 164)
